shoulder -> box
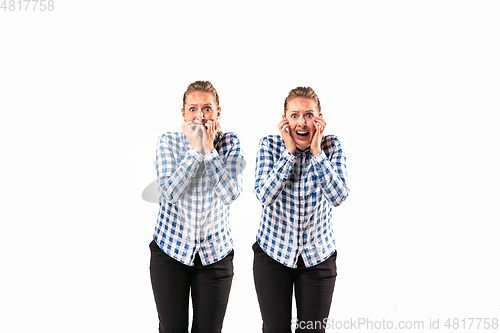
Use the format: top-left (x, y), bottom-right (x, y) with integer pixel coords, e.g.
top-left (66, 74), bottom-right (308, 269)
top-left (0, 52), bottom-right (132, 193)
top-left (258, 135), bottom-right (284, 147)
top-left (158, 131), bottom-right (184, 141)
top-left (255, 135), bottom-right (286, 157)
top-left (157, 132), bottom-right (186, 147)
top-left (217, 132), bottom-right (242, 150)
top-left (322, 134), bottom-right (341, 145)
top-left (218, 132), bottom-right (240, 144)
top-left (215, 132), bottom-right (245, 156)
top-left (322, 134), bottom-right (345, 155)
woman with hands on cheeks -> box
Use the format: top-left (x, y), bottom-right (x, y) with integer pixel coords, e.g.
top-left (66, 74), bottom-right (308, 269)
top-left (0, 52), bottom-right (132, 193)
top-left (277, 92), bottom-right (327, 157)
top-left (150, 81), bottom-right (244, 333)
top-left (253, 87), bottom-right (350, 333)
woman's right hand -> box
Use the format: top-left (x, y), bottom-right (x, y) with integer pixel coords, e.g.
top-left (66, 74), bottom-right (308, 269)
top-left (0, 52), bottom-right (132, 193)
top-left (181, 120), bottom-right (204, 153)
top-left (277, 118), bottom-right (296, 155)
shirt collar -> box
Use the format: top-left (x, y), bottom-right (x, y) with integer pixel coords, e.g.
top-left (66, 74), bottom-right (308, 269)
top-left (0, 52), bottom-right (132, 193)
top-left (296, 147), bottom-right (312, 155)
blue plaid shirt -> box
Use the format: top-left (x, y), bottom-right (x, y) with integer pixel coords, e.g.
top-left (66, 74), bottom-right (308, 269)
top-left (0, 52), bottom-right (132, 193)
top-left (154, 132), bottom-right (244, 266)
top-left (254, 135), bottom-right (349, 268)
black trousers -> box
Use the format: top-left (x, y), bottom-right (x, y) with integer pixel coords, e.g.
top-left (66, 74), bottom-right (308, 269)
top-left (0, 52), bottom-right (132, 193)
top-left (253, 242), bottom-right (337, 333)
top-left (149, 240), bottom-right (234, 333)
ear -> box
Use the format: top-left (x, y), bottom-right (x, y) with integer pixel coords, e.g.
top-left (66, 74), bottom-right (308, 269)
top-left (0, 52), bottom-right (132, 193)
top-left (181, 108), bottom-right (186, 121)
top-left (319, 113), bottom-right (323, 118)
top-left (217, 107), bottom-right (221, 119)
top-left (282, 114), bottom-right (286, 119)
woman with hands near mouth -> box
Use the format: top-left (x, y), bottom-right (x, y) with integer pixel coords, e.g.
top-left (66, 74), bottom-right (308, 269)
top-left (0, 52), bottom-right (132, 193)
top-left (150, 81), bottom-right (244, 333)
top-left (180, 89), bottom-right (221, 155)
top-left (253, 87), bottom-right (350, 333)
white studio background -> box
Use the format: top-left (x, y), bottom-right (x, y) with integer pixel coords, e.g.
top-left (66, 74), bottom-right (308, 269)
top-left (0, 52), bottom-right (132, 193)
top-left (1, 1), bottom-right (499, 332)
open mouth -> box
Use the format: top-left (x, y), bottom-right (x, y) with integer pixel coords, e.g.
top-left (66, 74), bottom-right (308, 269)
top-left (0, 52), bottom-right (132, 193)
top-left (296, 131), bottom-right (310, 140)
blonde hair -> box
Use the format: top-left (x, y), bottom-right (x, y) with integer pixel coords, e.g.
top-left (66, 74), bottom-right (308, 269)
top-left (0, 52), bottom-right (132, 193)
top-left (183, 81), bottom-right (220, 109)
top-left (284, 86), bottom-right (321, 114)
top-left (182, 80), bottom-right (222, 135)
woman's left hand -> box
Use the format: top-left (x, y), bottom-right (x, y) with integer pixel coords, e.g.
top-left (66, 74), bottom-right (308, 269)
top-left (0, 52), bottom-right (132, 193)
top-left (202, 119), bottom-right (219, 153)
top-left (311, 116), bottom-right (327, 156)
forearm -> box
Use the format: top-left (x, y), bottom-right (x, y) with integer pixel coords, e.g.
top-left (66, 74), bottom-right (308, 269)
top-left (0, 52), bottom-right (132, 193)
top-left (311, 151), bottom-right (350, 207)
top-left (157, 148), bottom-right (203, 203)
top-left (254, 149), bottom-right (296, 206)
top-left (204, 150), bottom-right (244, 205)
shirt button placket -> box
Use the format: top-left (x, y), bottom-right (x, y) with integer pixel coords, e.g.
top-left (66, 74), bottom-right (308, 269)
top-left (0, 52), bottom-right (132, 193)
top-left (298, 153), bottom-right (306, 256)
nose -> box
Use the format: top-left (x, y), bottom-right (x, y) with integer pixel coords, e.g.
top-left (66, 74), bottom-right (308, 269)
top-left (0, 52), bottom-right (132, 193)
top-left (298, 116), bottom-right (306, 126)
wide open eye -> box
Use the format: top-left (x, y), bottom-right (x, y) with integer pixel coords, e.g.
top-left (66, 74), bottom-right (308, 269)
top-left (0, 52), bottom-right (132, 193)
top-left (203, 107), bottom-right (212, 112)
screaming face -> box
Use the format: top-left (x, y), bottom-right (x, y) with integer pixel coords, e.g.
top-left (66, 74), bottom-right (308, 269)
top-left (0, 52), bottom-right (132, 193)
top-left (284, 97), bottom-right (322, 151)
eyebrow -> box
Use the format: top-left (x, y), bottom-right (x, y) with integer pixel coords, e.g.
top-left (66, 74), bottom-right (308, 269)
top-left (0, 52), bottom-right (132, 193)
top-left (187, 103), bottom-right (214, 107)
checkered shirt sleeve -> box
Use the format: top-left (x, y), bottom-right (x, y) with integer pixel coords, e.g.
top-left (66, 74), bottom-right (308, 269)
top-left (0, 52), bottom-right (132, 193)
top-left (254, 134), bottom-right (349, 268)
top-left (154, 132), bottom-right (244, 266)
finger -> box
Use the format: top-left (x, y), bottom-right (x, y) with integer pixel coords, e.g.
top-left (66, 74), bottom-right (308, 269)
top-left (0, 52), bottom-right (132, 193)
top-left (206, 127), bottom-right (214, 139)
top-left (315, 121), bottom-right (323, 133)
top-left (277, 121), bottom-right (284, 131)
top-left (185, 120), bottom-right (197, 127)
top-left (315, 117), bottom-right (326, 125)
top-left (313, 122), bottom-right (324, 139)
top-left (315, 117), bottom-right (327, 128)
top-left (207, 121), bottom-right (215, 134)
top-left (277, 119), bottom-right (288, 129)
top-left (315, 119), bottom-right (326, 133)
top-left (279, 123), bottom-right (289, 134)
top-left (206, 121), bottom-right (217, 135)
top-left (201, 124), bottom-right (209, 136)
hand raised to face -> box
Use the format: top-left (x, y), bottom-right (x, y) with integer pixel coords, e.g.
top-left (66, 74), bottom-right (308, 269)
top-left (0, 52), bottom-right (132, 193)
top-left (181, 90), bottom-right (221, 154)
top-left (202, 119), bottom-right (219, 153)
top-left (181, 120), bottom-right (205, 153)
top-left (281, 97), bottom-right (325, 155)
top-left (277, 118), bottom-right (296, 155)
top-left (310, 116), bottom-right (327, 156)
top-left (181, 118), bottom-right (220, 154)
